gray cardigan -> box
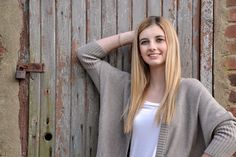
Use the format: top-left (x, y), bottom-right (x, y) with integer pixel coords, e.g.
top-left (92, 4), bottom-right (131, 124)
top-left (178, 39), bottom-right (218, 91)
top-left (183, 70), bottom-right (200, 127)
top-left (77, 42), bottom-right (236, 157)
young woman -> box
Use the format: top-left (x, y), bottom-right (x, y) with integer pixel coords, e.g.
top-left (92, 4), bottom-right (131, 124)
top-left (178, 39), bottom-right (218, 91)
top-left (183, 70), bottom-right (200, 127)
top-left (77, 16), bottom-right (236, 157)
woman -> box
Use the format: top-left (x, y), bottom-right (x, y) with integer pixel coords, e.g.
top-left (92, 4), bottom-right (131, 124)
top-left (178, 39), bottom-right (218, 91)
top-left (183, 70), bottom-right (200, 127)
top-left (77, 16), bottom-right (236, 157)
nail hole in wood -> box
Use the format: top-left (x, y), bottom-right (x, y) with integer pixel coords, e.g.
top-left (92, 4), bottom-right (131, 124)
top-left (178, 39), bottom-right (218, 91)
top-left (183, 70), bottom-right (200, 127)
top-left (44, 132), bottom-right (53, 141)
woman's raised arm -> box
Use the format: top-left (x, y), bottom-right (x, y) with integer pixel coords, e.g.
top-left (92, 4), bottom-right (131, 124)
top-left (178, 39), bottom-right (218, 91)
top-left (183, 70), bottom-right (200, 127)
top-left (96, 31), bottom-right (135, 53)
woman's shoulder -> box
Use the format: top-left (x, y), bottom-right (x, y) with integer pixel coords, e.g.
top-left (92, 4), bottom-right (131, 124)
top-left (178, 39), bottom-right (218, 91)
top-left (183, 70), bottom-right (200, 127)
top-left (179, 77), bottom-right (207, 94)
top-left (180, 77), bottom-right (202, 87)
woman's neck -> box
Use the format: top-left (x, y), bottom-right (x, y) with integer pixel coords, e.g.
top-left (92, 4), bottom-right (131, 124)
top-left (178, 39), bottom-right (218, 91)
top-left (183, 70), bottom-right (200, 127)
top-left (144, 66), bottom-right (165, 103)
top-left (149, 65), bottom-right (165, 90)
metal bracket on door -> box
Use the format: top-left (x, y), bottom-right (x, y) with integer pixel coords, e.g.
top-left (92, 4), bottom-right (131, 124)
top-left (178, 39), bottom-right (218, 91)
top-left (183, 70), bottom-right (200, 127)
top-left (15, 63), bottom-right (45, 80)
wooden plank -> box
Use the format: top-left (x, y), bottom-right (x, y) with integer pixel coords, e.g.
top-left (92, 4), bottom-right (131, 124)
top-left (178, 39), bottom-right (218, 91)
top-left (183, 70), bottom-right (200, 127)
top-left (102, 0), bottom-right (117, 67)
top-left (40, 0), bottom-right (56, 156)
top-left (177, 0), bottom-right (193, 78)
top-left (192, 0), bottom-right (200, 79)
top-left (85, 75), bottom-right (100, 157)
top-left (70, 0), bottom-right (86, 156)
top-left (28, 0), bottom-right (40, 156)
top-left (55, 0), bottom-right (71, 156)
top-left (86, 0), bottom-right (101, 42)
top-left (147, 0), bottom-right (162, 16)
top-left (86, 0), bottom-right (101, 156)
top-left (132, 0), bottom-right (146, 29)
top-left (117, 0), bottom-right (131, 71)
top-left (163, 0), bottom-right (177, 29)
top-left (200, 0), bottom-right (213, 93)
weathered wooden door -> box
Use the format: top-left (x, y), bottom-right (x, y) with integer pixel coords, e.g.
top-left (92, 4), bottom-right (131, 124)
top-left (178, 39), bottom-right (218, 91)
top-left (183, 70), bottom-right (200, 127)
top-left (27, 0), bottom-right (213, 156)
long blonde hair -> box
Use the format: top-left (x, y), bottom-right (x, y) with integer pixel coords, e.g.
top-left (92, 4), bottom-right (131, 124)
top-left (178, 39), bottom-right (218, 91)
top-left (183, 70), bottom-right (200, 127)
top-left (124, 16), bottom-right (181, 133)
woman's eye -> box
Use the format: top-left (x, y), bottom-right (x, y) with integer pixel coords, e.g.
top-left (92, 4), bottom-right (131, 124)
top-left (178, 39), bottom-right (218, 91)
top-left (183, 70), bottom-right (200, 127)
top-left (156, 38), bottom-right (164, 43)
top-left (140, 40), bottom-right (148, 45)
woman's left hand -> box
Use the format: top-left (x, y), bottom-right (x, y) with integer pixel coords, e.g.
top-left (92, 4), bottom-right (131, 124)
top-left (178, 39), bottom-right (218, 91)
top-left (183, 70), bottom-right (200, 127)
top-left (201, 154), bottom-right (212, 157)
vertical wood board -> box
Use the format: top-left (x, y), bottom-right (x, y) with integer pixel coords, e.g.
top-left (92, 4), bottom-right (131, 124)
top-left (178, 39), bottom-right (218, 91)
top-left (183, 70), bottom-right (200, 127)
top-left (55, 1), bottom-right (71, 156)
top-left (147, 0), bottom-right (162, 16)
top-left (132, 0), bottom-right (146, 29)
top-left (163, 0), bottom-right (177, 29)
top-left (178, 0), bottom-right (193, 78)
top-left (71, 0), bottom-right (87, 156)
top-left (200, 0), bottom-right (213, 93)
top-left (117, 0), bottom-right (131, 71)
top-left (192, 0), bottom-right (200, 79)
top-left (39, 0), bottom-right (56, 157)
top-left (28, 0), bottom-right (41, 156)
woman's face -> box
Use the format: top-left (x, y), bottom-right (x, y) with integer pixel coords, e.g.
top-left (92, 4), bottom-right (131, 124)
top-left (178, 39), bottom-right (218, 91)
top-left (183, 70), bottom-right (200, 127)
top-left (139, 24), bottom-right (167, 68)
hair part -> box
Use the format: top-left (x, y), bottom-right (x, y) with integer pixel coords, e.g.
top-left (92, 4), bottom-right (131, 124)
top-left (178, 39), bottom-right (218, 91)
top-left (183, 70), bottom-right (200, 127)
top-left (124, 16), bottom-right (181, 133)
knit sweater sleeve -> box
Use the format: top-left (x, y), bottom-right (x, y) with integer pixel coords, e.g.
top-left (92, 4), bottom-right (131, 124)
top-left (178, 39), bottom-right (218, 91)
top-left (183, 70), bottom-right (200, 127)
top-left (205, 120), bottom-right (236, 157)
top-left (77, 42), bottom-right (106, 91)
top-left (193, 79), bottom-right (236, 157)
top-left (77, 41), bottom-right (129, 92)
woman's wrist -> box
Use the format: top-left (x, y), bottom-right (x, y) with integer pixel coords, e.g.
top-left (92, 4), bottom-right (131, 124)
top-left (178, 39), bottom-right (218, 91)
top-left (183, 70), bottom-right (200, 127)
top-left (119, 31), bottom-right (135, 46)
top-left (96, 31), bottom-right (134, 53)
top-left (201, 153), bottom-right (212, 157)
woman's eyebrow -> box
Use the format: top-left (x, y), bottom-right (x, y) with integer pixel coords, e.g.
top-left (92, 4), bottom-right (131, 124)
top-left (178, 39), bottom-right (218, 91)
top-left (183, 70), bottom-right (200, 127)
top-left (156, 35), bottom-right (165, 38)
top-left (139, 35), bottom-right (165, 41)
top-left (139, 38), bottom-right (148, 41)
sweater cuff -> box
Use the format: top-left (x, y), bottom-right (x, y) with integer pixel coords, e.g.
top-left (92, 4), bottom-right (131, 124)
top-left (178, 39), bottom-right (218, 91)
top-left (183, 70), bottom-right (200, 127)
top-left (204, 121), bottom-right (236, 157)
top-left (86, 42), bottom-right (107, 58)
top-left (80, 41), bottom-right (107, 58)
top-left (77, 41), bottom-right (107, 69)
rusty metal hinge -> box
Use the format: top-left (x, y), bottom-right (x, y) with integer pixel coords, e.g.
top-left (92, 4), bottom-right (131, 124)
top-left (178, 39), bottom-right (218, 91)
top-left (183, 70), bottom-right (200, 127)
top-left (15, 63), bottom-right (45, 80)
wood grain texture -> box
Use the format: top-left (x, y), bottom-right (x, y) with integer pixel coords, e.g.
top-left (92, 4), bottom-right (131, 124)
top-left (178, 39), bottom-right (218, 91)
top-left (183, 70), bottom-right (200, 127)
top-left (148, 0), bottom-right (162, 16)
top-left (71, 0), bottom-right (86, 156)
top-left (28, 0), bottom-right (40, 156)
top-left (40, 0), bottom-right (56, 157)
top-left (55, 0), bottom-right (71, 156)
top-left (163, 0), bottom-right (177, 29)
top-left (132, 0), bottom-right (146, 29)
top-left (192, 0), bottom-right (200, 79)
top-left (178, 0), bottom-right (193, 78)
top-left (117, 0), bottom-right (131, 72)
top-left (200, 0), bottom-right (213, 93)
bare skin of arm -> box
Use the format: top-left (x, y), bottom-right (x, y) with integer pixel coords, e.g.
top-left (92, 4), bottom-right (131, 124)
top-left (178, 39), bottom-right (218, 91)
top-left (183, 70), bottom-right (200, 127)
top-left (96, 31), bottom-right (135, 53)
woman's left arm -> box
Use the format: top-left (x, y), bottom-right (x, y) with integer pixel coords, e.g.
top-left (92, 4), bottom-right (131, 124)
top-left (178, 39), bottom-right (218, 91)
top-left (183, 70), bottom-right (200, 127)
top-left (204, 120), bottom-right (236, 157)
top-left (194, 79), bottom-right (236, 157)
top-left (201, 154), bottom-right (211, 157)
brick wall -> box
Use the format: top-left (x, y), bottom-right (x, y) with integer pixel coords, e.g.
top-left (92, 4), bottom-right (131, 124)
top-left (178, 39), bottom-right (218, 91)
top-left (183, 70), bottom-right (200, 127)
top-left (225, 0), bottom-right (236, 117)
top-left (214, 0), bottom-right (236, 118)
top-left (215, 1), bottom-right (236, 155)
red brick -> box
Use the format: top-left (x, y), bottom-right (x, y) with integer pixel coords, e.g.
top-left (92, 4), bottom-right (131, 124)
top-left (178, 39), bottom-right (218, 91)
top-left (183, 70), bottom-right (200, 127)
top-left (226, 42), bottom-right (236, 54)
top-left (229, 74), bottom-right (236, 86)
top-left (225, 25), bottom-right (236, 38)
top-left (224, 56), bottom-right (236, 70)
top-left (229, 91), bottom-right (236, 103)
top-left (227, 0), bottom-right (236, 7)
top-left (229, 8), bottom-right (236, 22)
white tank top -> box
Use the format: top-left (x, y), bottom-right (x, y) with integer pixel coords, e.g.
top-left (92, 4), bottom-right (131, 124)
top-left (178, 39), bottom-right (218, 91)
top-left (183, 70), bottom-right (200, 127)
top-left (129, 101), bottom-right (161, 157)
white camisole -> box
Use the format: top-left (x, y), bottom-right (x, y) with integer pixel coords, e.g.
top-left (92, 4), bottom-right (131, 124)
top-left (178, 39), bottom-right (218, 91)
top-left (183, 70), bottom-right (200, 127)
top-left (129, 101), bottom-right (161, 157)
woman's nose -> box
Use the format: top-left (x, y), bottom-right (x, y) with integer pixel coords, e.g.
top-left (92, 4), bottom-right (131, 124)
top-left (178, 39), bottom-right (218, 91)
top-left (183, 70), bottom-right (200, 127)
top-left (149, 41), bottom-right (157, 51)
